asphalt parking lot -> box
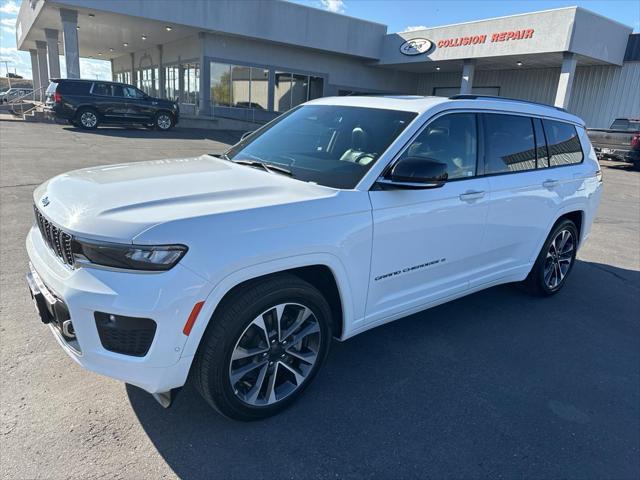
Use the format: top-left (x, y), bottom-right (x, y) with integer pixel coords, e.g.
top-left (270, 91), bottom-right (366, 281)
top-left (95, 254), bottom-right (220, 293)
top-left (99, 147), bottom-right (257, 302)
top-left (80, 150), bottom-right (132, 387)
top-left (1, 120), bottom-right (639, 479)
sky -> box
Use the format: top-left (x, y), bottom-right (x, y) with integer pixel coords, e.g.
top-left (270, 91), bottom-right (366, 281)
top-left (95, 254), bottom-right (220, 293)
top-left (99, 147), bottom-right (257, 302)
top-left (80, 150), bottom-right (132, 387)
top-left (1, 0), bottom-right (638, 81)
top-left (0, 0), bottom-right (110, 81)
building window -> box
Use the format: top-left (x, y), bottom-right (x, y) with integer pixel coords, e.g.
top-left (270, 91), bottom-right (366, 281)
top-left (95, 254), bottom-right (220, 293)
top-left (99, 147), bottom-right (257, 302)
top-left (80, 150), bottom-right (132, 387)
top-left (165, 66), bottom-right (180, 101)
top-left (114, 72), bottom-right (131, 85)
top-left (154, 67), bottom-right (159, 96)
top-left (275, 71), bottom-right (324, 112)
top-left (210, 62), bottom-right (269, 110)
top-left (211, 62), bottom-right (232, 107)
top-left (182, 63), bottom-right (200, 104)
top-left (139, 68), bottom-right (154, 95)
top-left (249, 67), bottom-right (269, 110)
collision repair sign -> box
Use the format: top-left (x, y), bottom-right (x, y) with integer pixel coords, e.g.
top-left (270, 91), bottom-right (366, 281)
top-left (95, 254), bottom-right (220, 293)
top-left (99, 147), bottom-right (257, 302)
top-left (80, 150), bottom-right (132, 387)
top-left (437, 28), bottom-right (535, 48)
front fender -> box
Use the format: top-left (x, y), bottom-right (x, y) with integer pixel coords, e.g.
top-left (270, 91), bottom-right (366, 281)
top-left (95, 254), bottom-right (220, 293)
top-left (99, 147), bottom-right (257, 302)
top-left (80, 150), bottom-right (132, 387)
top-left (179, 252), bottom-right (355, 359)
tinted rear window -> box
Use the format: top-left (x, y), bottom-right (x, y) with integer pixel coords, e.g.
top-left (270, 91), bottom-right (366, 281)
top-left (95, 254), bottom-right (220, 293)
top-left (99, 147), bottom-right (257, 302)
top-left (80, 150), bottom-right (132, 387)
top-left (543, 119), bottom-right (583, 166)
top-left (57, 81), bottom-right (92, 95)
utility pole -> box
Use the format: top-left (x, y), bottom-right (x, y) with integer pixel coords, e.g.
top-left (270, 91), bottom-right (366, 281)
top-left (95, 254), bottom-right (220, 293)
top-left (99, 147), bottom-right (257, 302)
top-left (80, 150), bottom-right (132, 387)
top-left (0, 61), bottom-right (11, 88)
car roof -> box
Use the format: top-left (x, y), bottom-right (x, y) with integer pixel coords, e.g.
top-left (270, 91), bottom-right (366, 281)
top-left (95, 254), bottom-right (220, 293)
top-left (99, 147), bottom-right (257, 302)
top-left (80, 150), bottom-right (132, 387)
top-left (307, 95), bottom-right (448, 113)
top-left (307, 95), bottom-right (585, 125)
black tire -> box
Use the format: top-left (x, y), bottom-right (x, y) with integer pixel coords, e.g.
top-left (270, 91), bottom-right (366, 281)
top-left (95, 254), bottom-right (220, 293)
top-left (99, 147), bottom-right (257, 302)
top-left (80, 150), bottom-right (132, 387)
top-left (75, 107), bottom-right (99, 130)
top-left (192, 273), bottom-right (332, 421)
top-left (154, 111), bottom-right (174, 131)
top-left (522, 219), bottom-right (578, 296)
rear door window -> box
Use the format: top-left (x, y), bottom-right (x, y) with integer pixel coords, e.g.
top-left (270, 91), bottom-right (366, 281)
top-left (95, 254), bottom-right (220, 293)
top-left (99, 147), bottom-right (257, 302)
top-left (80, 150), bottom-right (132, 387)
top-left (123, 86), bottom-right (145, 99)
top-left (542, 119), bottom-right (583, 166)
top-left (483, 113), bottom-right (536, 174)
top-left (92, 83), bottom-right (112, 96)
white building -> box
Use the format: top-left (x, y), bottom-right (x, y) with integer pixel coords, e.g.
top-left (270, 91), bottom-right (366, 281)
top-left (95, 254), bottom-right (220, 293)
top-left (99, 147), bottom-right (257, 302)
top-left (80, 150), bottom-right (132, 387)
top-left (15, 0), bottom-right (640, 128)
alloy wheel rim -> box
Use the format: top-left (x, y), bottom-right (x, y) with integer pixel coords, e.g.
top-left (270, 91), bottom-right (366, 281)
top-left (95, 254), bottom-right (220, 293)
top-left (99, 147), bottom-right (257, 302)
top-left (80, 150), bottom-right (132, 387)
top-left (229, 303), bottom-right (321, 406)
top-left (544, 229), bottom-right (574, 289)
top-left (81, 112), bottom-right (97, 127)
top-left (157, 114), bottom-right (171, 129)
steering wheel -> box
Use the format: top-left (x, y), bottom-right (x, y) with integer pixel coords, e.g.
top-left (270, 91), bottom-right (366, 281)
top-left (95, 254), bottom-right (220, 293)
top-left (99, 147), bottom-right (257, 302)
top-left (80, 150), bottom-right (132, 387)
top-left (354, 152), bottom-right (377, 165)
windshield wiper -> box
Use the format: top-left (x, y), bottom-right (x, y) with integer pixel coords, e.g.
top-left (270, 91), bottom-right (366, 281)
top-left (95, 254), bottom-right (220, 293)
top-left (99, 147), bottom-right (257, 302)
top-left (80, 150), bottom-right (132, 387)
top-left (232, 159), bottom-right (293, 177)
top-left (213, 152), bottom-right (231, 161)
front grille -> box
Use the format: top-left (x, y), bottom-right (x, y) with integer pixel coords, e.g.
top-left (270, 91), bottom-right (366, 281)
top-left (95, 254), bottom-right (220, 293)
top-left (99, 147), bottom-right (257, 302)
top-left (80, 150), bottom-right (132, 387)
top-left (33, 206), bottom-right (75, 267)
top-left (95, 312), bottom-right (157, 357)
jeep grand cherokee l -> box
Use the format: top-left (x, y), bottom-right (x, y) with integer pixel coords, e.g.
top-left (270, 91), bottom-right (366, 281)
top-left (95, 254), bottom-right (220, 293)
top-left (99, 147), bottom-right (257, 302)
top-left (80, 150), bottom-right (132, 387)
top-left (26, 95), bottom-right (602, 420)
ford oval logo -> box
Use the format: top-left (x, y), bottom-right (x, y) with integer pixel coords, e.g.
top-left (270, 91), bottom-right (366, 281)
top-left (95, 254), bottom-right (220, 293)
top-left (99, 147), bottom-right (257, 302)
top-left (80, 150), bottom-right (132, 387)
top-left (399, 38), bottom-right (433, 56)
top-left (41, 196), bottom-right (50, 207)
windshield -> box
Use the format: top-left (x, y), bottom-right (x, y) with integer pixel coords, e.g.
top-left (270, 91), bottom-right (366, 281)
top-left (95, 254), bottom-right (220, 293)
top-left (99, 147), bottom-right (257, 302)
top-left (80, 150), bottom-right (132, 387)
top-left (225, 104), bottom-right (417, 189)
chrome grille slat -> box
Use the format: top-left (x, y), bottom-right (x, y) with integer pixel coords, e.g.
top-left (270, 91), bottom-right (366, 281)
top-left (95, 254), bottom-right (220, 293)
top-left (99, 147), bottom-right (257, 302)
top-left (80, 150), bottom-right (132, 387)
top-left (33, 205), bottom-right (75, 268)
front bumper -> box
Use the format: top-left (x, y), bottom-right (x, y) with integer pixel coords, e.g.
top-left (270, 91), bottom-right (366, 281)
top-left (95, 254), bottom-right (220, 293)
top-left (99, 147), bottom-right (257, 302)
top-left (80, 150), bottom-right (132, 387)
top-left (26, 226), bottom-right (211, 393)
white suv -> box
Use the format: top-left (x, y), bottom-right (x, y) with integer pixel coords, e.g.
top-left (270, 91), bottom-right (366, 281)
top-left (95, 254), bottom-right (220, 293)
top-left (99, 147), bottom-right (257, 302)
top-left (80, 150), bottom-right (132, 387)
top-left (26, 95), bottom-right (602, 420)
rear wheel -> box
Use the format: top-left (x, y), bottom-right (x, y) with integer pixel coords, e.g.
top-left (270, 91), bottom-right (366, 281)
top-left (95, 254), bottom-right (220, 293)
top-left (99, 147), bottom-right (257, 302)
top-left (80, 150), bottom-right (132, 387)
top-left (76, 108), bottom-right (99, 130)
top-left (192, 274), bottom-right (332, 421)
top-left (154, 111), bottom-right (174, 131)
top-left (522, 219), bottom-right (578, 296)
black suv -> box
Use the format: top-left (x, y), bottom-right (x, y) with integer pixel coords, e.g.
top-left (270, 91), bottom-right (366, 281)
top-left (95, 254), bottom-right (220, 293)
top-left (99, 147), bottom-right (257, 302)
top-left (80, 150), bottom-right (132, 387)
top-left (46, 79), bottom-right (179, 131)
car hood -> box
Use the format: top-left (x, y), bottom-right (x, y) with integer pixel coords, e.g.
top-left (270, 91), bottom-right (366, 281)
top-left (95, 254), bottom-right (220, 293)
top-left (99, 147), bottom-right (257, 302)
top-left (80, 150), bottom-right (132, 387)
top-left (33, 155), bottom-right (335, 242)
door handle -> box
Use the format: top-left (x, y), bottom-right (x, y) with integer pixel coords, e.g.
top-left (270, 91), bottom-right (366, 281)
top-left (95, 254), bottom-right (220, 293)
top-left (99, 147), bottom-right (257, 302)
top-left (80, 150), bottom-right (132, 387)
top-left (543, 179), bottom-right (559, 189)
top-left (459, 190), bottom-right (485, 202)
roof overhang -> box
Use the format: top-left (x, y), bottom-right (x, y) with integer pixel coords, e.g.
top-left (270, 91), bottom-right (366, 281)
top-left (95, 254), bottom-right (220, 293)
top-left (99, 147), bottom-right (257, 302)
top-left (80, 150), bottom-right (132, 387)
top-left (377, 7), bottom-right (633, 70)
top-left (16, 0), bottom-right (387, 60)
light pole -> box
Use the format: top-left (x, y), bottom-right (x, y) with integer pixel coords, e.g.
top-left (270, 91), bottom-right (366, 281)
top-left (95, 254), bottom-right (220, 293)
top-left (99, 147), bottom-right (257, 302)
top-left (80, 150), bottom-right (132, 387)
top-left (0, 61), bottom-right (11, 88)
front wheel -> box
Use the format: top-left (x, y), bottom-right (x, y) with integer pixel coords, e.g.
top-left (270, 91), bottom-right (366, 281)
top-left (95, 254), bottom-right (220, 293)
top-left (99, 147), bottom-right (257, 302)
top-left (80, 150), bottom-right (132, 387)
top-left (192, 274), bottom-right (332, 421)
top-left (522, 219), bottom-right (578, 296)
top-left (154, 112), bottom-right (174, 131)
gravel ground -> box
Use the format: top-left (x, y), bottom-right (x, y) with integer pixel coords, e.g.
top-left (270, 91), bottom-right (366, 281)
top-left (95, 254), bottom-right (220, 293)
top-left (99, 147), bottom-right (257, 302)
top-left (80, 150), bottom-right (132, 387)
top-left (1, 120), bottom-right (638, 480)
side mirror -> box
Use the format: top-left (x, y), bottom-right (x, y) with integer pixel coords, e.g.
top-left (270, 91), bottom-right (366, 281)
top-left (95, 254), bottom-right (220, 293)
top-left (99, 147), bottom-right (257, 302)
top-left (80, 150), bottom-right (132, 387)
top-left (240, 130), bottom-right (254, 141)
top-left (380, 157), bottom-right (448, 189)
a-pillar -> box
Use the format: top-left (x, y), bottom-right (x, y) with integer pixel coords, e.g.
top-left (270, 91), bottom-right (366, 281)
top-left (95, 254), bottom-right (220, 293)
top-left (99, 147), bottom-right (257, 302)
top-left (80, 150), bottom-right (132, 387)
top-left (35, 41), bottom-right (49, 101)
top-left (460, 59), bottom-right (476, 95)
top-left (554, 52), bottom-right (577, 109)
top-left (59, 8), bottom-right (80, 79)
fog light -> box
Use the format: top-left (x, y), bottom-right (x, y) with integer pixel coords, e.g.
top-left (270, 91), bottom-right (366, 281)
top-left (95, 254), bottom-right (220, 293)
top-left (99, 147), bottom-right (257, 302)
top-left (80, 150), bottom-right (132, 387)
top-left (94, 312), bottom-right (157, 357)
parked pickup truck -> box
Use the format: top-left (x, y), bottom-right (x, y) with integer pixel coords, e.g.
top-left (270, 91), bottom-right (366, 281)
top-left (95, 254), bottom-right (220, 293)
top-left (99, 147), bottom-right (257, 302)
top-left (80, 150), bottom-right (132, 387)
top-left (587, 118), bottom-right (640, 168)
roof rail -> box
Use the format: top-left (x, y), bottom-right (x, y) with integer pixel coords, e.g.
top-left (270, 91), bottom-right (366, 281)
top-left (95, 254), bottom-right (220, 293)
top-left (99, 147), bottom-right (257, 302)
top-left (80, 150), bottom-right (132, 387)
top-left (448, 94), bottom-right (568, 113)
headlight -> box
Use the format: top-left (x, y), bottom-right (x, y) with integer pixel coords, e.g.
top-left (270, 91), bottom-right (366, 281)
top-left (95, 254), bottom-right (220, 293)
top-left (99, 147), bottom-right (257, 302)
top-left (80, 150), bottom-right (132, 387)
top-left (72, 239), bottom-right (187, 271)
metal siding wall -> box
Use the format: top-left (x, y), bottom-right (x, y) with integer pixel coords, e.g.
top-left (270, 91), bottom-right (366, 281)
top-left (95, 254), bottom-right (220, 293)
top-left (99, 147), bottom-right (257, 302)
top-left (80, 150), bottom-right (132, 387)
top-left (417, 68), bottom-right (559, 104)
top-left (417, 63), bottom-right (640, 128)
top-left (569, 63), bottom-right (640, 128)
